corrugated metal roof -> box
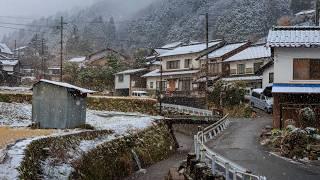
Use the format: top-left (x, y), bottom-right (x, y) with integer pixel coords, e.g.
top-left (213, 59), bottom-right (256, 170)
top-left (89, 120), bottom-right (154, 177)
top-left (37, 79), bottom-right (95, 94)
top-left (69, 56), bottom-right (86, 63)
top-left (206, 42), bottom-right (247, 59)
top-left (267, 26), bottom-right (320, 48)
top-left (224, 44), bottom-right (271, 62)
top-left (115, 68), bottom-right (146, 75)
top-left (159, 40), bottom-right (222, 57)
top-left (142, 69), bottom-right (199, 77)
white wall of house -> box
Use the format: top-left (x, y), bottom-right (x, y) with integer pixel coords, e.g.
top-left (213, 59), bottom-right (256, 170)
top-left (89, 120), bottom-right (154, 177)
top-left (2, 65), bottom-right (14, 72)
top-left (274, 48), bottom-right (320, 84)
top-left (146, 77), bottom-right (159, 90)
top-left (229, 59), bottom-right (265, 76)
top-left (262, 64), bottom-right (274, 89)
top-left (115, 74), bottom-right (130, 89)
top-left (161, 54), bottom-right (200, 72)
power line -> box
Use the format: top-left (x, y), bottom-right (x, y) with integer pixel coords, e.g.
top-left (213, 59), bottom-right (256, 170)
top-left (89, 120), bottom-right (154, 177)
top-left (0, 21), bottom-right (54, 28)
top-left (0, 25), bottom-right (46, 33)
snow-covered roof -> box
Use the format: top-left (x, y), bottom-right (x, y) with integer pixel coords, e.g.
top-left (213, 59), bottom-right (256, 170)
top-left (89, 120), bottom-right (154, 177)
top-left (161, 42), bottom-right (183, 49)
top-left (195, 76), bottom-right (219, 83)
top-left (272, 83), bottom-right (320, 94)
top-left (154, 48), bottom-right (171, 55)
top-left (267, 26), bottom-right (320, 48)
top-left (142, 69), bottom-right (199, 77)
top-left (224, 44), bottom-right (271, 62)
top-left (159, 40), bottom-right (222, 57)
top-left (14, 46), bottom-right (27, 51)
top-left (0, 43), bottom-right (13, 55)
top-left (205, 42), bottom-right (247, 59)
top-left (0, 59), bottom-right (18, 66)
top-left (36, 79), bottom-right (95, 94)
top-left (221, 76), bottom-right (263, 82)
top-left (295, 10), bottom-right (315, 16)
top-left (69, 56), bottom-right (86, 63)
top-left (146, 60), bottom-right (161, 65)
top-left (115, 68), bottom-right (147, 75)
top-left (48, 67), bottom-right (61, 70)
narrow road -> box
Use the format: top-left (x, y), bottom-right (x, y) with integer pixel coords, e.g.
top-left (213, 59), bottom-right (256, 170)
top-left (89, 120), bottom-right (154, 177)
top-left (206, 113), bottom-right (320, 180)
top-left (126, 132), bottom-right (193, 180)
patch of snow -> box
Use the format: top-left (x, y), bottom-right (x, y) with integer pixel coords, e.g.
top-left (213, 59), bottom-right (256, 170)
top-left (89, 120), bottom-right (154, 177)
top-left (0, 138), bottom-right (38, 180)
top-left (0, 86), bottom-right (31, 92)
top-left (86, 110), bottom-right (161, 134)
top-left (0, 102), bottom-right (32, 127)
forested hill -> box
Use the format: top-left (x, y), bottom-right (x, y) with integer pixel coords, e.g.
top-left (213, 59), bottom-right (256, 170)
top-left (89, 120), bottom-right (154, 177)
top-left (2, 0), bottom-right (315, 58)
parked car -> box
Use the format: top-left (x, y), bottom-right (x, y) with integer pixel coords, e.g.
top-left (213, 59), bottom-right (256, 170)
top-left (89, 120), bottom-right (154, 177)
top-left (250, 88), bottom-right (273, 113)
top-left (131, 91), bottom-right (148, 97)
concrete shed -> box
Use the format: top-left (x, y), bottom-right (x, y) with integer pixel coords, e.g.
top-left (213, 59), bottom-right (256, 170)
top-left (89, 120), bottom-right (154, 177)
top-left (32, 79), bottom-right (95, 129)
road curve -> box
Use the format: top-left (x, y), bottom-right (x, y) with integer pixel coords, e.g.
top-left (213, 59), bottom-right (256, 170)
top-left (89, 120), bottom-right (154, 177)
top-left (206, 114), bottom-right (320, 180)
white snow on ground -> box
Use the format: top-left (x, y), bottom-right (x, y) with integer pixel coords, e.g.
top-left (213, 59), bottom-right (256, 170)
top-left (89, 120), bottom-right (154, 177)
top-left (0, 138), bottom-right (36, 180)
top-left (0, 102), bottom-right (161, 179)
top-left (0, 102), bottom-right (32, 127)
top-left (0, 86), bottom-right (32, 93)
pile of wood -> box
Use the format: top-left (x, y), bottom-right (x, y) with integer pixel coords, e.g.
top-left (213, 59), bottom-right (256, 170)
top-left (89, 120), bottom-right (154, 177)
top-left (280, 129), bottom-right (309, 159)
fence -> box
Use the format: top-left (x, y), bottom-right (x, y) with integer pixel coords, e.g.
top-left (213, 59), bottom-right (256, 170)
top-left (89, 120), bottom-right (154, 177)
top-left (160, 103), bottom-right (216, 116)
top-left (194, 114), bottom-right (267, 180)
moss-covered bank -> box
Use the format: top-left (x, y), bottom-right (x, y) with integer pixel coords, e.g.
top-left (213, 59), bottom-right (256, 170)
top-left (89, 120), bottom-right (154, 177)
top-left (0, 92), bottom-right (158, 115)
top-left (18, 123), bottom-right (176, 179)
top-left (71, 123), bottom-right (177, 179)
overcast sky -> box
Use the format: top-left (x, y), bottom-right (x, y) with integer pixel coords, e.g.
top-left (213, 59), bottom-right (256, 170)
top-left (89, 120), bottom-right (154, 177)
top-left (0, 0), bottom-right (97, 18)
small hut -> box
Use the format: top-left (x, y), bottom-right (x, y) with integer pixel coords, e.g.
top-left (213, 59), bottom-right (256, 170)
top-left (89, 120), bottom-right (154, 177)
top-left (32, 79), bottom-right (95, 129)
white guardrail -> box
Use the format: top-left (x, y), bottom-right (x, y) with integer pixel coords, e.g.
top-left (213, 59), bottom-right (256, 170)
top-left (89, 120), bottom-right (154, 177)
top-left (161, 103), bottom-right (213, 116)
top-left (194, 114), bottom-right (267, 180)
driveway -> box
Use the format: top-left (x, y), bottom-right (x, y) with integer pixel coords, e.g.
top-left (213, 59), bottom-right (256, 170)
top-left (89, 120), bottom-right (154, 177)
top-left (206, 112), bottom-right (320, 180)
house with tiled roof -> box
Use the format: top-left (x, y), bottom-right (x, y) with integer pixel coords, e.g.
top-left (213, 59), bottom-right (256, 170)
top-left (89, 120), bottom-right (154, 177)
top-left (142, 40), bottom-right (224, 97)
top-left (267, 26), bottom-right (320, 129)
top-left (222, 43), bottom-right (272, 89)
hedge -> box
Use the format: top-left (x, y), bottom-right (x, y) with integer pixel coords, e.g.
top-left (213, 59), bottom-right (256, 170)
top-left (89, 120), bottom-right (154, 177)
top-left (0, 92), bottom-right (158, 115)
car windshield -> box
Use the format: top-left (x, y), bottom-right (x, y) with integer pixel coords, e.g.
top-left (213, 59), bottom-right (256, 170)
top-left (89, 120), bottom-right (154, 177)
top-left (0, 1), bottom-right (319, 180)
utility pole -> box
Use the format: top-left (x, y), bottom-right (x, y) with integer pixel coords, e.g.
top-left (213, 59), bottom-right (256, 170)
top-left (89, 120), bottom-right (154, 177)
top-left (14, 40), bottom-right (17, 58)
top-left (60, 16), bottom-right (64, 82)
top-left (159, 56), bottom-right (163, 115)
top-left (41, 38), bottom-right (45, 79)
top-left (316, 0), bottom-right (320, 26)
top-left (205, 13), bottom-right (209, 109)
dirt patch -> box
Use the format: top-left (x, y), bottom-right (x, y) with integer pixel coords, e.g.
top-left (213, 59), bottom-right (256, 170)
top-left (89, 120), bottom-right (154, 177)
top-left (0, 127), bottom-right (53, 149)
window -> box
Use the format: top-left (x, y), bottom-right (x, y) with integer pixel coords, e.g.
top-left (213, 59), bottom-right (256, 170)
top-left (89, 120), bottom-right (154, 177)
top-left (269, 72), bottom-right (274, 83)
top-left (166, 60), bottom-right (180, 69)
top-left (156, 81), bottom-right (166, 91)
top-left (237, 64), bottom-right (245, 75)
top-left (150, 82), bottom-right (154, 89)
top-left (184, 59), bottom-right (191, 68)
top-left (254, 62), bottom-right (264, 72)
top-left (118, 74), bottom-right (124, 82)
top-left (180, 80), bottom-right (191, 91)
top-left (293, 59), bottom-right (320, 80)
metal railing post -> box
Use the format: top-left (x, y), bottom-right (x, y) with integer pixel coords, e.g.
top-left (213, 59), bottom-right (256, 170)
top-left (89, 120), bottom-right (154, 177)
top-left (233, 171), bottom-right (237, 180)
top-left (225, 163), bottom-right (230, 180)
top-left (211, 154), bottom-right (216, 175)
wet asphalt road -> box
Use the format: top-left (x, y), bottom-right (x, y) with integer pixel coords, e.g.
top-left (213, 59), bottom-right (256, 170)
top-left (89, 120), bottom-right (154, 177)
top-left (206, 113), bottom-right (320, 180)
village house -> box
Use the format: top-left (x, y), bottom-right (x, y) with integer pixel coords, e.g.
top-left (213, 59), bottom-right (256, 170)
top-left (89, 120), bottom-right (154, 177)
top-left (267, 26), bottom-right (320, 129)
top-left (0, 58), bottom-right (20, 85)
top-left (221, 43), bottom-right (272, 89)
top-left (47, 66), bottom-right (61, 81)
top-left (86, 48), bottom-right (127, 67)
top-left (114, 68), bottom-right (149, 96)
top-left (256, 60), bottom-right (274, 89)
top-left (0, 43), bottom-right (14, 58)
top-left (195, 42), bottom-right (250, 90)
top-left (142, 40), bottom-right (224, 97)
top-left (68, 56), bottom-right (87, 68)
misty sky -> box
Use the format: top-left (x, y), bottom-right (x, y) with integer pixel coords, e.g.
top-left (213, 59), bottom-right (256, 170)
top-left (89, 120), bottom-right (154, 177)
top-left (0, 0), bottom-right (97, 18)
